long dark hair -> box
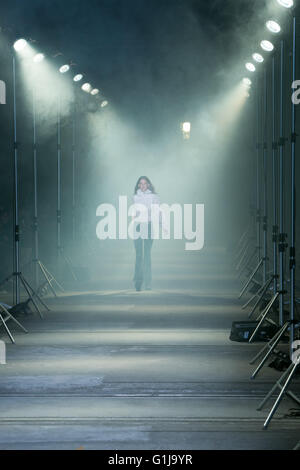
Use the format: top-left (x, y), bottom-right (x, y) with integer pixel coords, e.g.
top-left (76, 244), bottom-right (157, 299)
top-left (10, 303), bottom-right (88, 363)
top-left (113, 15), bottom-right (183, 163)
top-left (134, 176), bottom-right (156, 194)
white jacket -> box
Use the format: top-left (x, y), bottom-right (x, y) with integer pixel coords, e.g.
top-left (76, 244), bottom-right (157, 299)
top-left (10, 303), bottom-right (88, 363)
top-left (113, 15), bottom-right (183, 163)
top-left (132, 189), bottom-right (160, 222)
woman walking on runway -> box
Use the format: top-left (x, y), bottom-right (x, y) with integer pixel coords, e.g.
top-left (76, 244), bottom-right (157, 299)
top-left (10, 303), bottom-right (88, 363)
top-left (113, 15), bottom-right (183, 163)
top-left (132, 176), bottom-right (160, 292)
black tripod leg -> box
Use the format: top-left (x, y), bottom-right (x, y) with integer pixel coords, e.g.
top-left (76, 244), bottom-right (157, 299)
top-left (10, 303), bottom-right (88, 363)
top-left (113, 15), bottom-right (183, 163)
top-left (249, 321), bottom-right (289, 365)
top-left (248, 277), bottom-right (273, 318)
top-left (249, 292), bottom-right (279, 342)
top-left (242, 285), bottom-right (264, 309)
top-left (250, 322), bottom-right (290, 379)
top-left (257, 364), bottom-right (292, 411)
top-left (294, 440), bottom-right (300, 450)
top-left (38, 261), bottom-right (58, 297)
top-left (0, 312), bottom-right (15, 343)
top-left (239, 258), bottom-right (263, 299)
top-left (21, 274), bottom-right (50, 312)
top-left (263, 360), bottom-right (300, 429)
top-left (40, 261), bottom-right (64, 292)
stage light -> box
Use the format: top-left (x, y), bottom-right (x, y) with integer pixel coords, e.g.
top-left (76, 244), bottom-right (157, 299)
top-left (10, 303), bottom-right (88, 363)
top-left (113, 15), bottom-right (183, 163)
top-left (182, 122), bottom-right (191, 132)
top-left (243, 78), bottom-right (252, 87)
top-left (59, 64), bottom-right (70, 73)
top-left (181, 122), bottom-right (191, 140)
top-left (100, 100), bottom-right (108, 108)
top-left (13, 38), bottom-right (28, 52)
top-left (73, 74), bottom-right (83, 82)
top-left (82, 83), bottom-right (92, 92)
top-left (252, 53), bottom-right (264, 63)
top-left (277, 0), bottom-right (293, 7)
top-left (91, 88), bottom-right (99, 95)
top-left (266, 20), bottom-right (281, 33)
top-left (260, 40), bottom-right (274, 52)
top-left (33, 53), bottom-right (45, 63)
top-left (246, 62), bottom-right (256, 72)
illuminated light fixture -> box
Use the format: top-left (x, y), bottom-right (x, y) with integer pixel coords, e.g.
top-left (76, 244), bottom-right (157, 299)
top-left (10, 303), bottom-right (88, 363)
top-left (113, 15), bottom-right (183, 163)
top-left (13, 38), bottom-right (28, 52)
top-left (243, 78), bottom-right (252, 87)
top-left (182, 122), bottom-right (191, 133)
top-left (181, 122), bottom-right (191, 140)
top-left (277, 0), bottom-right (293, 7)
top-left (100, 100), bottom-right (108, 108)
top-left (33, 53), bottom-right (45, 63)
top-left (82, 83), bottom-right (92, 93)
top-left (252, 52), bottom-right (264, 63)
top-left (260, 40), bottom-right (274, 52)
top-left (245, 62), bottom-right (256, 72)
top-left (91, 88), bottom-right (99, 95)
top-left (266, 20), bottom-right (281, 33)
top-left (59, 64), bottom-right (70, 73)
top-left (73, 74), bottom-right (83, 82)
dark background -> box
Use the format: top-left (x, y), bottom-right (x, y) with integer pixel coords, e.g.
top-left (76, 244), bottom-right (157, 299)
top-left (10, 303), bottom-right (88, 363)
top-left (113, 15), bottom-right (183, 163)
top-left (0, 0), bottom-right (299, 282)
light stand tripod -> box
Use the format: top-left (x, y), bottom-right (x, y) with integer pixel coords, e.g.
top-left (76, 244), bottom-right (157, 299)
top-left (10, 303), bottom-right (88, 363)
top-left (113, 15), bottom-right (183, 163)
top-left (245, 46), bottom-right (289, 333)
top-left (278, 39), bottom-right (288, 328)
top-left (29, 83), bottom-right (64, 298)
top-left (247, 56), bottom-right (282, 341)
top-left (72, 94), bottom-right (76, 245)
top-left (247, 40), bottom-right (296, 374)
top-left (0, 54), bottom-right (48, 321)
top-left (236, 86), bottom-right (263, 281)
top-left (251, 16), bottom-right (300, 429)
top-left (238, 72), bottom-right (271, 301)
top-left (235, 215), bottom-right (256, 275)
top-left (248, 36), bottom-right (297, 343)
top-left (56, 94), bottom-right (78, 282)
top-left (0, 302), bottom-right (28, 344)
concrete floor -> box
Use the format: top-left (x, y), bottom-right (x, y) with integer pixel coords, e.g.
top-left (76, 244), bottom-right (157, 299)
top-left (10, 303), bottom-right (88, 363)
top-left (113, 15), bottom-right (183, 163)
top-left (0, 241), bottom-right (299, 449)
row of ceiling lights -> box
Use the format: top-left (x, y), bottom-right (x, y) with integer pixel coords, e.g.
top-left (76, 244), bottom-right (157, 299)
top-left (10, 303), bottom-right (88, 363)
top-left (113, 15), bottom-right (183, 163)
top-left (242, 0), bottom-right (294, 90)
top-left (13, 38), bottom-right (108, 108)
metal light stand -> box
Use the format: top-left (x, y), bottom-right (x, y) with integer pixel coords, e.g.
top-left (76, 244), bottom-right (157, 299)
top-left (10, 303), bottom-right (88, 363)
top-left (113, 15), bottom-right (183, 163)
top-left (239, 72), bottom-right (271, 301)
top-left (247, 58), bottom-right (282, 341)
top-left (235, 231), bottom-right (254, 271)
top-left (256, 77), bottom-right (262, 270)
top-left (237, 252), bottom-right (258, 286)
top-left (288, 14), bottom-right (297, 381)
top-left (56, 95), bottom-right (78, 281)
top-left (256, 16), bottom-right (300, 429)
top-left (271, 53), bottom-right (279, 312)
top-left (262, 67), bottom-right (269, 288)
top-left (235, 211), bottom-right (256, 273)
top-left (238, 84), bottom-right (263, 280)
top-left (248, 40), bottom-right (297, 376)
top-left (0, 302), bottom-right (28, 344)
top-left (278, 40), bottom-right (288, 328)
top-left (236, 223), bottom-right (252, 255)
top-left (0, 54), bottom-right (47, 321)
top-left (29, 83), bottom-right (63, 298)
top-left (237, 79), bottom-right (264, 281)
top-left (240, 90), bottom-right (268, 307)
top-left (249, 319), bottom-right (295, 379)
top-left (72, 94), bottom-right (76, 245)
top-left (236, 242), bottom-right (258, 276)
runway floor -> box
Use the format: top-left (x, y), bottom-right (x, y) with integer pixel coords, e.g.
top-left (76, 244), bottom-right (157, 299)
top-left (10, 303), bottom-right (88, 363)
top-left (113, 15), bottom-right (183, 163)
top-left (0, 241), bottom-right (299, 450)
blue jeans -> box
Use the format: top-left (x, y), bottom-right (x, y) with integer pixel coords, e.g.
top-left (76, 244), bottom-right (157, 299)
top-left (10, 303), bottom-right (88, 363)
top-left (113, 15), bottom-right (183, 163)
top-left (133, 223), bottom-right (153, 289)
